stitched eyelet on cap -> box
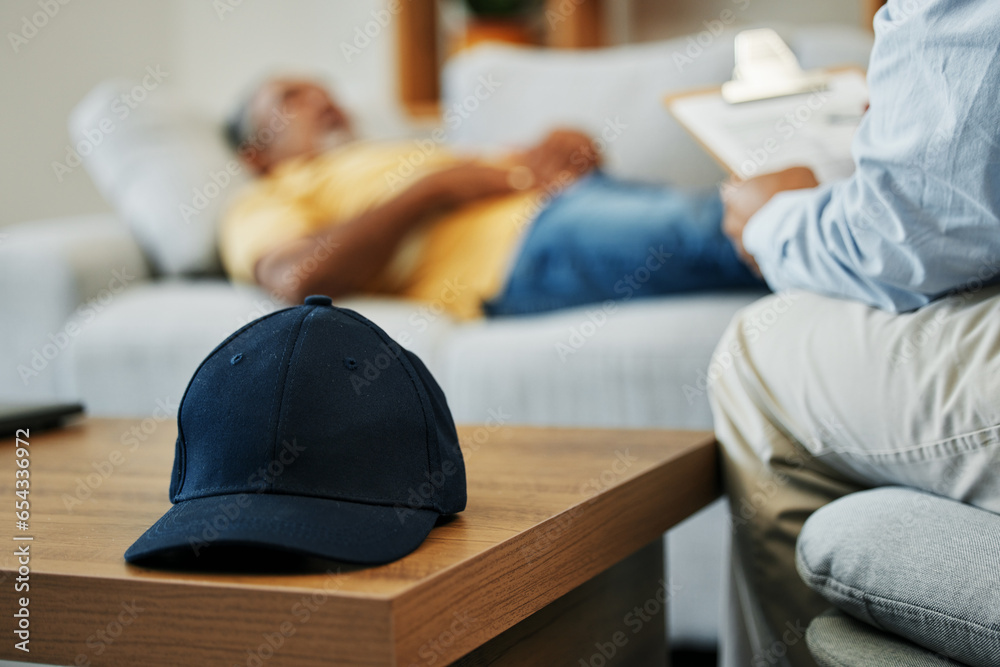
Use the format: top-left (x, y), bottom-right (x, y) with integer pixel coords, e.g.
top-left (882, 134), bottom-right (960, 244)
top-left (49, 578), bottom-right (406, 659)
top-left (231, 353), bottom-right (243, 365)
top-left (343, 357), bottom-right (358, 370)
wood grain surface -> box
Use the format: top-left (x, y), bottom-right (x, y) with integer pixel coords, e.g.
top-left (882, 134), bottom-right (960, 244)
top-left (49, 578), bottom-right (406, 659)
top-left (0, 419), bottom-right (717, 666)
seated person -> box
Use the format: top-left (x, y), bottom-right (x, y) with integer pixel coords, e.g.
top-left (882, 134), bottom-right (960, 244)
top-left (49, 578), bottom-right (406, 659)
top-left (709, 0), bottom-right (1000, 664)
top-left (220, 78), bottom-right (815, 318)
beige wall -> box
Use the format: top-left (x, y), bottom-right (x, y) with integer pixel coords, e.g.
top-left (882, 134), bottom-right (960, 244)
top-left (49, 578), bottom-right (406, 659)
top-left (0, 0), bottom-right (399, 227)
top-left (1, 2), bottom-right (175, 226)
top-left (0, 0), bottom-right (861, 227)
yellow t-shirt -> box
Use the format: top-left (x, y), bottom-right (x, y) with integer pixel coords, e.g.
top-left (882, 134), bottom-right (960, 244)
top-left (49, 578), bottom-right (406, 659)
top-left (219, 140), bottom-right (541, 320)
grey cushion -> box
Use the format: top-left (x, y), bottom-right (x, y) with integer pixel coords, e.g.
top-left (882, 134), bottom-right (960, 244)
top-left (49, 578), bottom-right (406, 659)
top-left (808, 609), bottom-right (964, 666)
top-left (796, 487), bottom-right (1000, 667)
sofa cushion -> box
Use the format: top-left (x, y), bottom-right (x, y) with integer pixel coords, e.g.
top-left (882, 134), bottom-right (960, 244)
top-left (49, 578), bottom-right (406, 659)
top-left (442, 24), bottom-right (873, 188)
top-left (437, 291), bottom-right (766, 428)
top-left (0, 215), bottom-right (149, 403)
top-left (807, 609), bottom-right (964, 667)
top-left (796, 487), bottom-right (1000, 667)
top-left (65, 281), bottom-right (456, 417)
top-left (69, 80), bottom-right (250, 276)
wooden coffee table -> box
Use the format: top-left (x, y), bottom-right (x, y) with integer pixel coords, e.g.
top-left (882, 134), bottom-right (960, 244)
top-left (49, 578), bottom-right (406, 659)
top-left (0, 419), bottom-right (717, 666)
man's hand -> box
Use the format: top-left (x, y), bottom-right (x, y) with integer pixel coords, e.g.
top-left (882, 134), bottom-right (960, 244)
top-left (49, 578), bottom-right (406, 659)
top-left (722, 166), bottom-right (819, 274)
top-left (514, 128), bottom-right (601, 187)
top-left (419, 161), bottom-right (516, 208)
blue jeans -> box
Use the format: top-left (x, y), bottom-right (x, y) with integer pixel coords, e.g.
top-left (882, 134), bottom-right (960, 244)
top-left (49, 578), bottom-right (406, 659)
top-left (484, 171), bottom-right (765, 317)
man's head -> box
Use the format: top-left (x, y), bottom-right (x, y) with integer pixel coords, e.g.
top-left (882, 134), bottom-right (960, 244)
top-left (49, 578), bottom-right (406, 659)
top-left (226, 78), bottom-right (355, 175)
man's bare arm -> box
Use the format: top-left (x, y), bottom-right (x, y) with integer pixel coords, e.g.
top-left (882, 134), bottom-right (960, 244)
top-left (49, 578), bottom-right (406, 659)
top-left (254, 162), bottom-right (514, 303)
top-left (508, 128), bottom-right (601, 187)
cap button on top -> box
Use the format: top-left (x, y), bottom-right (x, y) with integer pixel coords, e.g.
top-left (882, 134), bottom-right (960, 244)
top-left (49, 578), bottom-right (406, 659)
top-left (304, 295), bottom-right (333, 307)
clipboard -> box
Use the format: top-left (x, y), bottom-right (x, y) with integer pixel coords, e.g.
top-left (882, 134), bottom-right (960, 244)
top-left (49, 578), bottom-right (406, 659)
top-left (664, 30), bottom-right (869, 184)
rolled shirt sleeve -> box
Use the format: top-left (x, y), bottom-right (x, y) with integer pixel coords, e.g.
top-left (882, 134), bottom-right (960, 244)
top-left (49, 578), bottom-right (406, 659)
top-left (742, 0), bottom-right (1000, 313)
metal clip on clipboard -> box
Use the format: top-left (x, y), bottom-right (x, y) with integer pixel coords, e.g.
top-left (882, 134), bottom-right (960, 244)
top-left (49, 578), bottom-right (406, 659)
top-left (721, 28), bottom-right (831, 104)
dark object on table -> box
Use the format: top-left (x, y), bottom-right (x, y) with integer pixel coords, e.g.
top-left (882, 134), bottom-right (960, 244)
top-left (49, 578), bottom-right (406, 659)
top-left (0, 401), bottom-right (84, 437)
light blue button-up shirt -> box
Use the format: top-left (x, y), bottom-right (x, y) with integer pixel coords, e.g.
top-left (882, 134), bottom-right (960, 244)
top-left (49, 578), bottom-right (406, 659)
top-left (744, 0), bottom-right (1000, 312)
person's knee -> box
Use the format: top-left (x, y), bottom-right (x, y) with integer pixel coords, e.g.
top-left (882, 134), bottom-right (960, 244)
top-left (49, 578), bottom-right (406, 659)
top-left (705, 316), bottom-right (745, 404)
top-left (708, 291), bottom-right (808, 392)
top-left (708, 292), bottom-right (807, 462)
top-left (707, 295), bottom-right (778, 403)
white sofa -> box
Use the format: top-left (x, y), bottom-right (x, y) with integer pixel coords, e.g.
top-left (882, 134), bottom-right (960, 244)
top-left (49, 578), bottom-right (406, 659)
top-left (0, 24), bottom-right (872, 653)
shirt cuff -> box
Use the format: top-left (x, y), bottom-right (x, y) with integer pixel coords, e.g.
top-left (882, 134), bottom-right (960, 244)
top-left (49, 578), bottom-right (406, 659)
top-left (741, 184), bottom-right (833, 292)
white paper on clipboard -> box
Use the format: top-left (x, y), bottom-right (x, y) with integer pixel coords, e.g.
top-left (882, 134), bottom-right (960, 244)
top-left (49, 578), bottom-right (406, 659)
top-left (666, 68), bottom-right (869, 184)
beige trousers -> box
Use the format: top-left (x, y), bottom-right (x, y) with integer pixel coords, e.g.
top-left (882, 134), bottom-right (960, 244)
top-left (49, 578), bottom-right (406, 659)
top-left (708, 287), bottom-right (1000, 667)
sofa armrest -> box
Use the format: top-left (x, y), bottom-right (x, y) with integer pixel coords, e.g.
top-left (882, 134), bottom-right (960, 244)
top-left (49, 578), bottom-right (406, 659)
top-left (0, 214), bottom-right (150, 401)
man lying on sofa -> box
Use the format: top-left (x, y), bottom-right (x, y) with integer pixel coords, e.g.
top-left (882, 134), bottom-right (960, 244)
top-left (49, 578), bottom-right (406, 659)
top-left (219, 77), bottom-right (817, 319)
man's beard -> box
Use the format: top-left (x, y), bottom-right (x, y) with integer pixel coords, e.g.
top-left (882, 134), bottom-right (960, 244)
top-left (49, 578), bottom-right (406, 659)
top-left (317, 128), bottom-right (356, 153)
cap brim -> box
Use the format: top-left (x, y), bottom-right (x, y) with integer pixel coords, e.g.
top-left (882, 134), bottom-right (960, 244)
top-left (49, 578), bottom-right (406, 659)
top-left (124, 492), bottom-right (439, 566)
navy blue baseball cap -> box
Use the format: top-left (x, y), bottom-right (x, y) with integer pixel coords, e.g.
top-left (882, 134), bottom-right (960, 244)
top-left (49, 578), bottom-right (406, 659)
top-left (125, 295), bottom-right (466, 565)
